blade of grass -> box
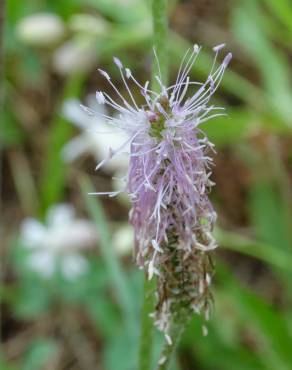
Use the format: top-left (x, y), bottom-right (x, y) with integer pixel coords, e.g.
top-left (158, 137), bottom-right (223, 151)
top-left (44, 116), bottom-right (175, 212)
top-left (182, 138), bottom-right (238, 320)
top-left (232, 1), bottom-right (292, 126)
top-left (261, 0), bottom-right (292, 33)
top-left (216, 227), bottom-right (292, 273)
top-left (79, 175), bottom-right (137, 337)
top-left (82, 0), bottom-right (148, 23)
top-left (40, 73), bottom-right (86, 215)
top-left (249, 181), bottom-right (291, 251)
top-left (0, 0), bottom-right (7, 347)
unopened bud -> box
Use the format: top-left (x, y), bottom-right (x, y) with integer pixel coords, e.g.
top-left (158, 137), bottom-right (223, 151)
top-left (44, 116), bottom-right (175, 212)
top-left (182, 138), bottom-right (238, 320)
top-left (16, 13), bottom-right (65, 47)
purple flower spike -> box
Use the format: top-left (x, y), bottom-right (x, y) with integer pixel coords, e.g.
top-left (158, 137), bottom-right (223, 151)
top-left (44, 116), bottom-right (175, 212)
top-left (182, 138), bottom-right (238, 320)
top-left (87, 46), bottom-right (231, 336)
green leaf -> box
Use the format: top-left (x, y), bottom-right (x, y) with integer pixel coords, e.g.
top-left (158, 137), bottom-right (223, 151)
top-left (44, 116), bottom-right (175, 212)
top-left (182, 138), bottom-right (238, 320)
top-left (217, 265), bottom-right (292, 370)
top-left (81, 0), bottom-right (149, 24)
top-left (86, 294), bottom-right (120, 339)
top-left (182, 313), bottom-right (264, 370)
top-left (12, 279), bottom-right (52, 318)
top-left (260, 0), bottom-right (292, 33)
top-left (249, 181), bottom-right (291, 251)
top-left (0, 357), bottom-right (17, 370)
top-left (216, 228), bottom-right (292, 272)
top-left (231, 1), bottom-right (292, 126)
top-left (104, 328), bottom-right (138, 370)
top-left (1, 107), bottom-right (24, 147)
top-left (21, 339), bottom-right (57, 370)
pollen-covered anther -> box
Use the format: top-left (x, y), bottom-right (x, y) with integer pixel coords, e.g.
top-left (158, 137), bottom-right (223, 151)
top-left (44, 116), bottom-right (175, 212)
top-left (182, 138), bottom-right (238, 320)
top-left (213, 43), bottom-right (226, 52)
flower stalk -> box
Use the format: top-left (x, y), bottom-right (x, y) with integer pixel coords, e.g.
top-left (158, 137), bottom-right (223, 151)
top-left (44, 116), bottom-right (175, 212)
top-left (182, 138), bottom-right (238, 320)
top-left (0, 0), bottom-right (6, 337)
top-left (138, 1), bottom-right (169, 369)
top-left (156, 318), bottom-right (185, 370)
top-left (152, 0), bottom-right (168, 88)
top-left (139, 277), bottom-right (156, 370)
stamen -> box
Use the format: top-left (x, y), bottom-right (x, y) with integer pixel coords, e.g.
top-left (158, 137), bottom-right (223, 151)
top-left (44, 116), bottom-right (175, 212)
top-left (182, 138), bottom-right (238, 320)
top-left (96, 91), bottom-right (105, 104)
top-left (98, 69), bottom-right (110, 80)
top-left (113, 56), bottom-right (123, 68)
top-left (212, 43), bottom-right (226, 52)
top-left (153, 47), bottom-right (162, 81)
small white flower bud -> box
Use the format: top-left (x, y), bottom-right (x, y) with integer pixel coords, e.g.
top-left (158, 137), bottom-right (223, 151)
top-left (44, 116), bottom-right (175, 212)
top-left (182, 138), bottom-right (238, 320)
top-left (53, 39), bottom-right (97, 76)
top-left (16, 13), bottom-right (65, 47)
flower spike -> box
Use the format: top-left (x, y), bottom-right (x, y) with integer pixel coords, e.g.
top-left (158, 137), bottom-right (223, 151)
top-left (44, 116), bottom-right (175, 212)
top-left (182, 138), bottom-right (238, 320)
top-left (87, 45), bottom-right (231, 336)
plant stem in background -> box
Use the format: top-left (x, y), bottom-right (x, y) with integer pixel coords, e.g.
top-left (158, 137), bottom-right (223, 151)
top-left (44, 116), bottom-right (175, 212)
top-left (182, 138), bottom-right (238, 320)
top-left (0, 0), bottom-right (6, 343)
top-left (0, 0), bottom-right (5, 114)
top-left (138, 1), bottom-right (169, 369)
top-left (152, 0), bottom-right (168, 88)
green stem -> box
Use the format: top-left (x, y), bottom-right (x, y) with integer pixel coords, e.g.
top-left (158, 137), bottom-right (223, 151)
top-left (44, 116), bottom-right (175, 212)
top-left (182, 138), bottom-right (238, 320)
top-left (0, 0), bottom-right (6, 343)
top-left (138, 2), bottom-right (169, 369)
top-left (156, 322), bottom-right (185, 370)
top-left (152, 1), bottom-right (187, 368)
top-left (138, 277), bottom-right (156, 370)
top-left (152, 0), bottom-right (168, 89)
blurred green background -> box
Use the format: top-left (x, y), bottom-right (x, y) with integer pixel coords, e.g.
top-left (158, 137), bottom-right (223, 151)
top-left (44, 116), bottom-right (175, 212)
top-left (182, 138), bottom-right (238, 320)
top-left (1, 0), bottom-right (292, 369)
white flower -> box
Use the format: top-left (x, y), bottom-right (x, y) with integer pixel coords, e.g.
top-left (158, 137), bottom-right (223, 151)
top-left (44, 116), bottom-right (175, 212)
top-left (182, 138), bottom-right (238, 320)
top-left (16, 13), bottom-right (65, 47)
top-left (20, 204), bottom-right (97, 280)
top-left (52, 39), bottom-right (97, 76)
top-left (62, 96), bottom-right (129, 174)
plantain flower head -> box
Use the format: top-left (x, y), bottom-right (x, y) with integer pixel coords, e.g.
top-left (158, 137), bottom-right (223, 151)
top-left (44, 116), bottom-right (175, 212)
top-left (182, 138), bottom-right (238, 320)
top-left (86, 44), bottom-right (231, 336)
